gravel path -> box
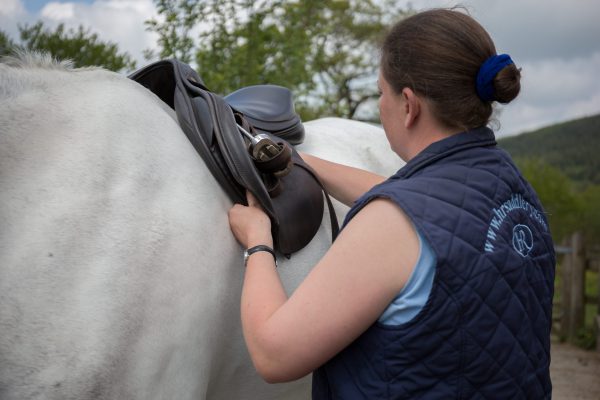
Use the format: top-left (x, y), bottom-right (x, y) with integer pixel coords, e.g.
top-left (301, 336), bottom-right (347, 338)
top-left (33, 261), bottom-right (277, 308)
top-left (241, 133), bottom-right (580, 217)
top-left (551, 342), bottom-right (600, 399)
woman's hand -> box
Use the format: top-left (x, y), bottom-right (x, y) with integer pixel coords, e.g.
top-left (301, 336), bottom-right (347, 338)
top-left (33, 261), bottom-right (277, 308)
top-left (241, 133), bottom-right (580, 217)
top-left (228, 191), bottom-right (273, 248)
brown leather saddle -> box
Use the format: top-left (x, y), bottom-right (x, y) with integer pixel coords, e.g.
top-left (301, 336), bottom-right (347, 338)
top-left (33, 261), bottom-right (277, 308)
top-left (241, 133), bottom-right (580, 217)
top-left (129, 60), bottom-right (338, 255)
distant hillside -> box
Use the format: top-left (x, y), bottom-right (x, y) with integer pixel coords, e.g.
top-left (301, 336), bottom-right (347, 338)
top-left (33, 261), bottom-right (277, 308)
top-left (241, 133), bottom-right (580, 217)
top-left (498, 114), bottom-right (600, 185)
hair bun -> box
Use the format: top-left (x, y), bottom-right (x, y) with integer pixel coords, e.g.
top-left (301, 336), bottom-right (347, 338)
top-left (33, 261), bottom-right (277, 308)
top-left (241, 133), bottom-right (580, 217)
top-left (493, 63), bottom-right (521, 104)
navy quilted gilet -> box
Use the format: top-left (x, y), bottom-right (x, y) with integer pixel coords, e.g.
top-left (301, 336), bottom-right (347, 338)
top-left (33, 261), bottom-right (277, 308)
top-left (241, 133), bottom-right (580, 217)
top-left (312, 127), bottom-right (555, 399)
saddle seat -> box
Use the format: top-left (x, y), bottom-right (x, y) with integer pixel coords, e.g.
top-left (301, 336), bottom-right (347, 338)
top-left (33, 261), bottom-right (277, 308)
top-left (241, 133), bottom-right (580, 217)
top-left (224, 85), bottom-right (304, 145)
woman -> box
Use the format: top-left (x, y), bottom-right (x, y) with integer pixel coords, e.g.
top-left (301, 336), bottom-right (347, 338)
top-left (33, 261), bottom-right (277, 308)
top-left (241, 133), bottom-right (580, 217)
top-left (229, 9), bottom-right (555, 399)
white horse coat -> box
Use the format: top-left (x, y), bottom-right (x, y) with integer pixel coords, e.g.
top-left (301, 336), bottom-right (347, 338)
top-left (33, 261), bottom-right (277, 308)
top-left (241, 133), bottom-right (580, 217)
top-left (0, 55), bottom-right (402, 400)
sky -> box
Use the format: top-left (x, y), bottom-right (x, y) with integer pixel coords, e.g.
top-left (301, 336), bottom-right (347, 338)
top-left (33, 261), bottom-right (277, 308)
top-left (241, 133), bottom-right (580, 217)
top-left (1, 0), bottom-right (600, 138)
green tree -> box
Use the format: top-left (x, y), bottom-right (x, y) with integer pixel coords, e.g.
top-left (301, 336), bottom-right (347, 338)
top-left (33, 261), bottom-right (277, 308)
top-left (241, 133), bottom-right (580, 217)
top-left (146, 0), bottom-right (321, 95)
top-left (144, 0), bottom-right (199, 63)
top-left (579, 184), bottom-right (600, 243)
top-left (1, 30), bottom-right (19, 57)
top-left (516, 158), bottom-right (582, 242)
top-left (310, 0), bottom-right (408, 119)
top-left (193, 0), bottom-right (317, 95)
top-left (18, 22), bottom-right (136, 72)
top-left (146, 0), bottom-right (408, 119)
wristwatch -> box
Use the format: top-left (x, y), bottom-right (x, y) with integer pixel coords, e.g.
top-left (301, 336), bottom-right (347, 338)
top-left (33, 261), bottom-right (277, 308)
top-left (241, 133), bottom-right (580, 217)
top-left (243, 245), bottom-right (277, 268)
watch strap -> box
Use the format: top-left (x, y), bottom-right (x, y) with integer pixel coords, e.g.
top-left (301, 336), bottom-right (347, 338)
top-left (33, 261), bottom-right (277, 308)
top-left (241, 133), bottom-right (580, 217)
top-left (244, 245), bottom-right (277, 267)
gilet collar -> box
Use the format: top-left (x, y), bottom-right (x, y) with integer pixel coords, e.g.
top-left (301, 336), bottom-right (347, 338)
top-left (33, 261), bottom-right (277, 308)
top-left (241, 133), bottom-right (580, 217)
top-left (394, 126), bottom-right (497, 179)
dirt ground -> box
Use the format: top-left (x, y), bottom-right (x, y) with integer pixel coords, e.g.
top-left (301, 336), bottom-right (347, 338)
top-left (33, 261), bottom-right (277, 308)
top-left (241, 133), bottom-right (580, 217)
top-left (551, 341), bottom-right (600, 399)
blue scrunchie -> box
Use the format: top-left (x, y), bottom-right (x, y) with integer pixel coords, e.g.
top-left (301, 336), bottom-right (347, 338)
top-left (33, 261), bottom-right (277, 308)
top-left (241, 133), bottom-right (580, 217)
top-left (476, 54), bottom-right (514, 102)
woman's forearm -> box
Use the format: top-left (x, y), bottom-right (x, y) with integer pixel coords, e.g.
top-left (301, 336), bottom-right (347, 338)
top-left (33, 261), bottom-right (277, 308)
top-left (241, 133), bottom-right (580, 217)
top-left (301, 153), bottom-right (386, 207)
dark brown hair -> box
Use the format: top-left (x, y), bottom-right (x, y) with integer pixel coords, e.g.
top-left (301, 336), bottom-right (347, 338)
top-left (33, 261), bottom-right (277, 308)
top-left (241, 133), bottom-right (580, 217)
top-left (381, 9), bottom-right (521, 131)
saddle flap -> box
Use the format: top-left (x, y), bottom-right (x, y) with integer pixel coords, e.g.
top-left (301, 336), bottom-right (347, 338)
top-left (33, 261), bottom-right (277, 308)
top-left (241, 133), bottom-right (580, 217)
top-left (272, 151), bottom-right (326, 252)
top-left (205, 91), bottom-right (277, 219)
top-left (128, 60), bottom-right (207, 108)
top-left (129, 59), bottom-right (337, 255)
top-left (190, 97), bottom-right (215, 147)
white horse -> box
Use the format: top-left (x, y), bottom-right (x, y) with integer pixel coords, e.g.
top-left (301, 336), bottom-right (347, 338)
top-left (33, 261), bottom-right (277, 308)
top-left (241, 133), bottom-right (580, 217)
top-left (0, 54), bottom-right (402, 400)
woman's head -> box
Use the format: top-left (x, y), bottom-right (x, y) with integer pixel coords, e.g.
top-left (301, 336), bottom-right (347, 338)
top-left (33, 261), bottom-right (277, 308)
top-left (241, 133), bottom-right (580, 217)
top-left (380, 8), bottom-right (521, 132)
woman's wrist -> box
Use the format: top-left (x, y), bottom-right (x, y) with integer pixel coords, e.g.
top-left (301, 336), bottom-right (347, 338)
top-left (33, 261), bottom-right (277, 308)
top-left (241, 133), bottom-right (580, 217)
top-left (246, 231), bottom-right (274, 249)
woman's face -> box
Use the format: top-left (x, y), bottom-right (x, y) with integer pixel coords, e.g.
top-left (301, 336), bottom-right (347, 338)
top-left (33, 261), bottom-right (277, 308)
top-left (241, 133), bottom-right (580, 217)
top-left (378, 71), bottom-right (406, 156)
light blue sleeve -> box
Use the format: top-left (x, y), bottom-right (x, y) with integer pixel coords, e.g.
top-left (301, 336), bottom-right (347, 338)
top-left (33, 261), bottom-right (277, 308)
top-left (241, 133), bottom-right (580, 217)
top-left (378, 229), bottom-right (436, 326)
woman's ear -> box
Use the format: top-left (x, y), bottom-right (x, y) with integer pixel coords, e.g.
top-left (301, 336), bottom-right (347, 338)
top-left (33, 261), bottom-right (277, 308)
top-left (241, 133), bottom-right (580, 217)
top-left (401, 88), bottom-right (421, 129)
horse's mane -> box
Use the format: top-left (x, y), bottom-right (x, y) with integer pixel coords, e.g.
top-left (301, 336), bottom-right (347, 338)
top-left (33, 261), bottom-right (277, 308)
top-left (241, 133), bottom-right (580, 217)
top-left (0, 51), bottom-right (97, 71)
top-left (0, 51), bottom-right (110, 100)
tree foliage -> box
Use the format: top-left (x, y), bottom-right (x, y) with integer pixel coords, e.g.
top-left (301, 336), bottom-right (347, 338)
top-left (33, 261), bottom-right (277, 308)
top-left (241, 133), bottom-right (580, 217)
top-left (515, 158), bottom-right (582, 242)
top-left (18, 22), bottom-right (136, 72)
top-left (145, 0), bottom-right (409, 119)
top-left (308, 0), bottom-right (406, 119)
top-left (1, 22), bottom-right (135, 72)
top-left (0, 30), bottom-right (17, 57)
top-left (579, 184), bottom-right (600, 241)
top-left (144, 0), bottom-right (199, 63)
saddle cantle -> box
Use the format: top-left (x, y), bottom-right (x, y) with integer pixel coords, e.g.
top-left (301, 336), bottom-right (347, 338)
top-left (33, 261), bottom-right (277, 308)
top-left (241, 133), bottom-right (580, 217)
top-left (128, 59), bottom-right (338, 255)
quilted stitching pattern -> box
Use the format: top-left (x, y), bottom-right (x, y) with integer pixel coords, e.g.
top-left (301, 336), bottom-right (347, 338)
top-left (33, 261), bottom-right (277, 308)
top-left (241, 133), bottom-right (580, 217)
top-left (313, 128), bottom-right (555, 400)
